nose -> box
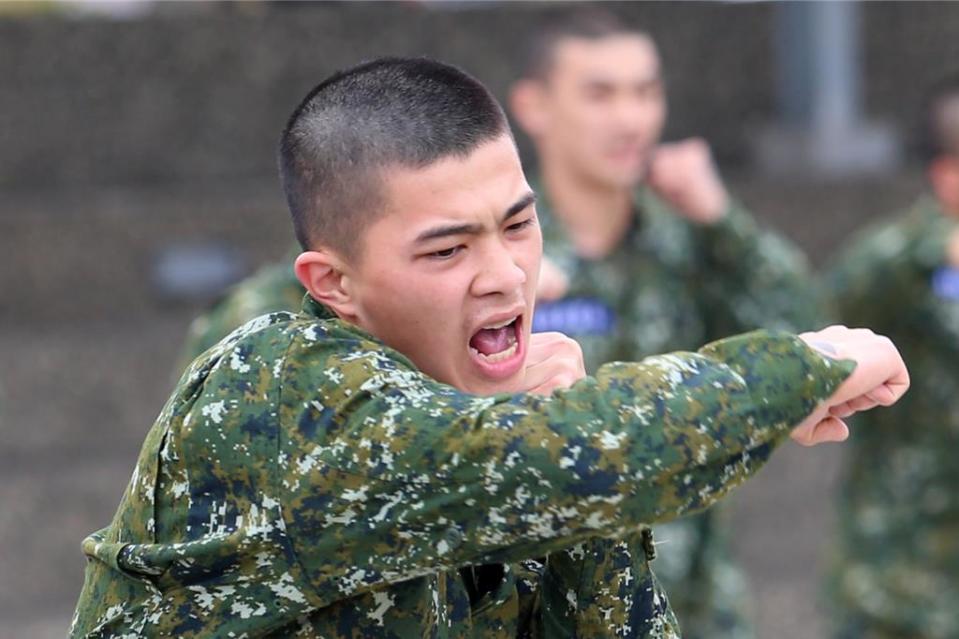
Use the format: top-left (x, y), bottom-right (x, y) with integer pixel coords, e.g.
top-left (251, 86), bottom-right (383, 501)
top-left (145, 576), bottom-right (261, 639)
top-left (471, 240), bottom-right (527, 298)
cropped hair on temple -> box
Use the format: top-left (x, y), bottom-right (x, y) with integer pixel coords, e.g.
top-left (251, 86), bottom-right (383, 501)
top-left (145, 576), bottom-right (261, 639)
top-left (278, 57), bottom-right (509, 260)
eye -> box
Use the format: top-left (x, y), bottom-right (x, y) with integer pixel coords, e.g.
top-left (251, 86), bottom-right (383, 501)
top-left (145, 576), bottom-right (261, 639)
top-left (428, 246), bottom-right (463, 260)
top-left (584, 85), bottom-right (614, 102)
top-left (506, 217), bottom-right (535, 233)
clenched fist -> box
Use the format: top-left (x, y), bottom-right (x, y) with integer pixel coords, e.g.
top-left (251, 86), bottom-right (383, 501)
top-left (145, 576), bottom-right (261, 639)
top-left (646, 138), bottom-right (729, 224)
top-left (519, 331), bottom-right (587, 396)
top-left (948, 227), bottom-right (959, 268)
top-left (537, 256), bottom-right (570, 303)
top-left (792, 325), bottom-right (910, 446)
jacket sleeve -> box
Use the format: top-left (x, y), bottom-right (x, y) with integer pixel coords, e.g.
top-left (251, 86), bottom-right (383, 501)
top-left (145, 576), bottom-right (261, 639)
top-left (279, 328), bottom-right (853, 606)
top-left (691, 202), bottom-right (828, 335)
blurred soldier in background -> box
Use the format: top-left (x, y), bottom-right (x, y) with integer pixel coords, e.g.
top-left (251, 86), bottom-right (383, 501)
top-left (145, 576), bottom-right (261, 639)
top-left (176, 246), bottom-right (304, 369)
top-left (826, 72), bottom-right (959, 639)
top-left (508, 9), bottom-right (827, 639)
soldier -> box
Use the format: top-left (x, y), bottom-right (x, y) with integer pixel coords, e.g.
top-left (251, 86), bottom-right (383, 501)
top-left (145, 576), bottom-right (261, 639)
top-left (508, 9), bottom-right (824, 637)
top-left (826, 72), bottom-right (959, 639)
top-left (71, 58), bottom-right (907, 638)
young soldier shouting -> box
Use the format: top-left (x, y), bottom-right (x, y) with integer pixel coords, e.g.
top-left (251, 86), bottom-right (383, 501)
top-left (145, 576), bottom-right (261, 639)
top-left (71, 58), bottom-right (908, 639)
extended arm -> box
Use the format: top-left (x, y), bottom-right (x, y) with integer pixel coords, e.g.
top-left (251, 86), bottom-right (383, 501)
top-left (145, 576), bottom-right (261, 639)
top-left (281, 328), bottom-right (858, 605)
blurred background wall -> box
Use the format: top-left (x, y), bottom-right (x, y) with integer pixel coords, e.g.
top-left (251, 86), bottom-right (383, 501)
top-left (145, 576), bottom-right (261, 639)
top-left (2, 2), bottom-right (958, 637)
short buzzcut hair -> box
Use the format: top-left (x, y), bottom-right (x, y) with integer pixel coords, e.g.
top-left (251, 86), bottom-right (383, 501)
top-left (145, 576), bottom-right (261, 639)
top-left (520, 7), bottom-right (648, 80)
top-left (279, 57), bottom-right (510, 259)
top-left (921, 70), bottom-right (959, 164)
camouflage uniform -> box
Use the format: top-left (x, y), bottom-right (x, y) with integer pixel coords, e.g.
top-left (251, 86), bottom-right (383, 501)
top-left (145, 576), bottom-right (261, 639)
top-left (177, 247), bottom-right (304, 370)
top-left (71, 295), bottom-right (851, 638)
top-left (826, 197), bottom-right (959, 639)
top-left (533, 187), bottom-right (826, 639)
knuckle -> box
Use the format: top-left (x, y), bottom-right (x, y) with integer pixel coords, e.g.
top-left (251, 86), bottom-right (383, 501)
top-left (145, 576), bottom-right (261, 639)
top-left (559, 336), bottom-right (582, 353)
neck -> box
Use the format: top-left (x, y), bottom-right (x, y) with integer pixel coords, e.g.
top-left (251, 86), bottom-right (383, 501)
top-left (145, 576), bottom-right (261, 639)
top-left (541, 158), bottom-right (635, 259)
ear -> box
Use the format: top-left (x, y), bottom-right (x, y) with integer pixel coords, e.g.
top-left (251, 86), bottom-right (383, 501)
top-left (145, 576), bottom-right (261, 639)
top-left (929, 155), bottom-right (959, 216)
top-left (508, 79), bottom-right (549, 139)
top-left (294, 250), bottom-right (358, 321)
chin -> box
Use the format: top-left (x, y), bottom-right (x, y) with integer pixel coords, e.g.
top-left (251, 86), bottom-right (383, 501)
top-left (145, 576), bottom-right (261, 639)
top-left (589, 165), bottom-right (642, 190)
top-left (466, 372), bottom-right (523, 397)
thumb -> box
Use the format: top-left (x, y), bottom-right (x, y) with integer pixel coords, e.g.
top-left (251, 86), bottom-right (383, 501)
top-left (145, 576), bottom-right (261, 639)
top-left (808, 416), bottom-right (850, 446)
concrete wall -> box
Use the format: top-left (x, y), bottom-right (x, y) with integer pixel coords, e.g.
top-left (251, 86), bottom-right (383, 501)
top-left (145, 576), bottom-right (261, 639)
top-left (4, 1), bottom-right (959, 194)
top-left (1, 1), bottom-right (778, 191)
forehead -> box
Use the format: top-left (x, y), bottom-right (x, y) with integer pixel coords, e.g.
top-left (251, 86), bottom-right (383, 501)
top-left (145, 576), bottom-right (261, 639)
top-left (363, 136), bottom-right (529, 240)
top-left (549, 34), bottom-right (660, 83)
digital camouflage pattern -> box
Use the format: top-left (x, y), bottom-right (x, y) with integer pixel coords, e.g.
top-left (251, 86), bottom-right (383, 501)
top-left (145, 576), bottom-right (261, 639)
top-left (177, 247), bottom-right (304, 370)
top-left (826, 197), bottom-right (959, 639)
top-left (71, 295), bottom-right (851, 638)
top-left (533, 187), bottom-right (827, 639)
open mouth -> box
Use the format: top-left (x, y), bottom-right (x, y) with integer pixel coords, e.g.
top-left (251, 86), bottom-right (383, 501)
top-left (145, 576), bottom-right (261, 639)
top-left (468, 315), bottom-right (524, 374)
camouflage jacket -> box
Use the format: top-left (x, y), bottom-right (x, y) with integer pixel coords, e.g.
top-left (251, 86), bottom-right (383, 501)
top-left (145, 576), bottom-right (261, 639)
top-left (534, 188), bottom-right (824, 364)
top-left (534, 188), bottom-right (825, 638)
top-left (827, 197), bottom-right (959, 638)
top-left (72, 296), bottom-right (850, 638)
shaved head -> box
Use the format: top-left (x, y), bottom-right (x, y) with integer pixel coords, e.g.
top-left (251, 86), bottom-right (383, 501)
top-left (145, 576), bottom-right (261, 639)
top-left (519, 7), bottom-right (650, 82)
top-left (279, 58), bottom-right (509, 261)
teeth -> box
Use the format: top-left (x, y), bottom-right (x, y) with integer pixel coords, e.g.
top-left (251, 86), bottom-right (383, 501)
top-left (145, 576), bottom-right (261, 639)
top-left (482, 316), bottom-right (517, 330)
top-left (470, 341), bottom-right (518, 363)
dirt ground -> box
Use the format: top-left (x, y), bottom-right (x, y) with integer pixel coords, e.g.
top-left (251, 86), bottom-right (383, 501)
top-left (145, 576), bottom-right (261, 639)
top-left (0, 173), bottom-right (923, 638)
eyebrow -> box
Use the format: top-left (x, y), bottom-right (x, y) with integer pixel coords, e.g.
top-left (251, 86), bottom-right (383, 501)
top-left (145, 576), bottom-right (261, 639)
top-left (414, 191), bottom-right (537, 243)
top-left (582, 73), bottom-right (661, 89)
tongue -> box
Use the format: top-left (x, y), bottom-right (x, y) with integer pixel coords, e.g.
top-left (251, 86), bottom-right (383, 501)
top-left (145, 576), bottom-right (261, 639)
top-left (470, 326), bottom-right (511, 356)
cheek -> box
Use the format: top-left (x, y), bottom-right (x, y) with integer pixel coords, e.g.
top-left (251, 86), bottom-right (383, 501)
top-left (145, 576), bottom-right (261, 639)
top-left (398, 274), bottom-right (467, 335)
top-left (578, 108), bottom-right (611, 136)
top-left (557, 100), bottom-right (601, 135)
top-left (561, 123), bottom-right (605, 161)
top-left (521, 239), bottom-right (543, 285)
top-left (361, 270), bottom-right (429, 333)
